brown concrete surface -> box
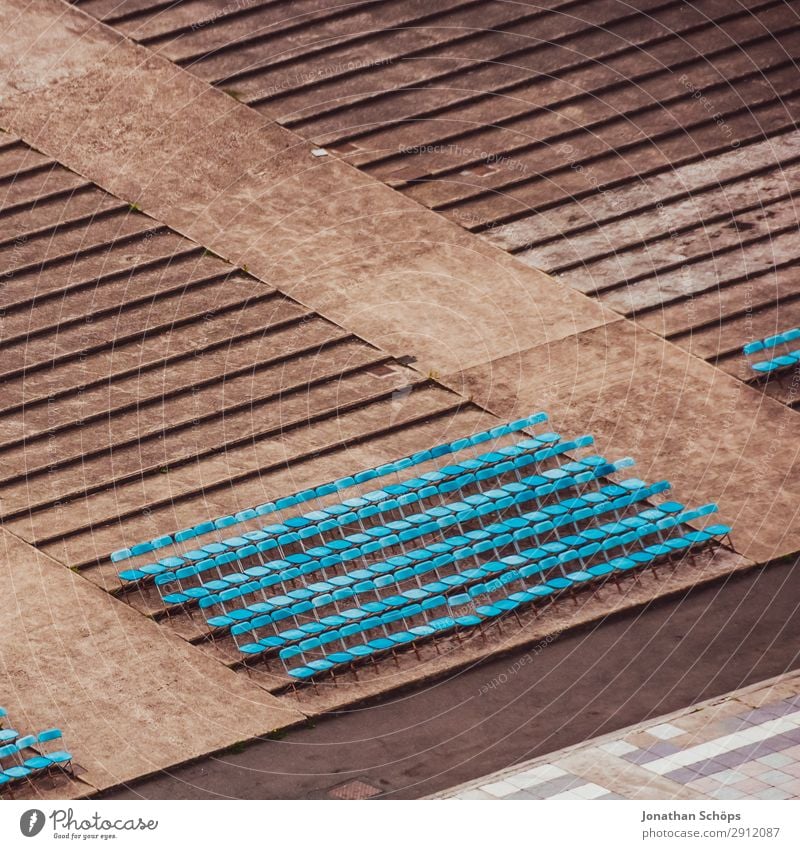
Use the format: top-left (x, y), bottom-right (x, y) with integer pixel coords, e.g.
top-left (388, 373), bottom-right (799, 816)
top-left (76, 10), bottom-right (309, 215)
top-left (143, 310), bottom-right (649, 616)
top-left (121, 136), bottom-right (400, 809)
top-left (0, 0), bottom-right (612, 379)
top-left (447, 321), bottom-right (800, 564)
top-left (97, 552), bottom-right (800, 799)
top-left (0, 0), bottom-right (799, 800)
top-left (0, 0), bottom-right (795, 568)
top-left (0, 527), bottom-right (303, 796)
top-left (65, 0), bottom-right (800, 405)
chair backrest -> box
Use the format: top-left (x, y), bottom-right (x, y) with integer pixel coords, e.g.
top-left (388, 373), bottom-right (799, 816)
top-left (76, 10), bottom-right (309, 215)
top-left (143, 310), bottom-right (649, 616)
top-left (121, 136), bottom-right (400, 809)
top-left (448, 593), bottom-right (470, 608)
top-left (37, 729), bottom-right (62, 744)
top-left (382, 609), bottom-right (404, 625)
top-left (0, 744), bottom-right (16, 759)
top-left (279, 646), bottom-right (302, 662)
top-left (16, 735), bottom-right (36, 750)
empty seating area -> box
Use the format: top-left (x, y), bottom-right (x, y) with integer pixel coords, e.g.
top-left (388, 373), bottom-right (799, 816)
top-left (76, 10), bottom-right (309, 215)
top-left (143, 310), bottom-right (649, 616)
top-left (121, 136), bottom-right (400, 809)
top-left (744, 327), bottom-right (800, 377)
top-left (0, 707), bottom-right (73, 794)
top-left (114, 414), bottom-right (731, 693)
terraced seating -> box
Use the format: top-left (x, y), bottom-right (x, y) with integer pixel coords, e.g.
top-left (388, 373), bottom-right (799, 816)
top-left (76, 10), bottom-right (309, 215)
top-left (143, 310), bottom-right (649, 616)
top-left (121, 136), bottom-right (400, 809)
top-left (229, 500), bottom-right (716, 662)
top-left (111, 412), bottom-right (548, 563)
top-left (152, 437), bottom-right (611, 606)
top-left (203, 469), bottom-right (659, 636)
top-left (743, 327), bottom-right (800, 375)
top-left (281, 521), bottom-right (732, 686)
top-left (0, 710), bottom-right (72, 793)
top-left (111, 413), bottom-right (732, 692)
top-left (121, 427), bottom-right (587, 589)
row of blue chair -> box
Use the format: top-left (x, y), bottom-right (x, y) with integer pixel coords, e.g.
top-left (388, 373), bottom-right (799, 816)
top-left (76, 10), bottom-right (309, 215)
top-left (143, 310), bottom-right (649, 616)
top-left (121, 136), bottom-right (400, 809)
top-left (743, 326), bottom-right (800, 374)
top-left (0, 721), bottom-right (72, 792)
top-left (111, 412), bottom-right (549, 562)
top-left (206, 472), bottom-right (665, 637)
top-left (173, 454), bottom-right (639, 614)
top-left (122, 430), bottom-right (590, 589)
top-left (281, 522), bottom-right (731, 684)
top-left (150, 438), bottom-right (604, 604)
top-left (229, 496), bottom-right (708, 660)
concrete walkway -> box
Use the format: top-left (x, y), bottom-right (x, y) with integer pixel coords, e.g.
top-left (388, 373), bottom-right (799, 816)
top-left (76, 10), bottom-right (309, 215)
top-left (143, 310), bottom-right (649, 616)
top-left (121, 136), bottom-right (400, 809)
top-left (438, 673), bottom-right (800, 800)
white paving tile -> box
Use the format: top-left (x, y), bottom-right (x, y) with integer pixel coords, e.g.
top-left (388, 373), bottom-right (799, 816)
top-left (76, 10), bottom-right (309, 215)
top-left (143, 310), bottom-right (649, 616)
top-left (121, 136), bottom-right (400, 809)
top-left (506, 772), bottom-right (550, 790)
top-left (574, 783), bottom-right (610, 799)
top-left (521, 764), bottom-right (569, 782)
top-left (643, 711), bottom-right (800, 775)
top-left (648, 723), bottom-right (686, 740)
top-left (757, 753), bottom-right (794, 769)
top-left (454, 789), bottom-right (495, 800)
top-left (548, 788), bottom-right (589, 800)
top-left (599, 740), bottom-right (638, 756)
top-left (480, 780), bottom-right (519, 798)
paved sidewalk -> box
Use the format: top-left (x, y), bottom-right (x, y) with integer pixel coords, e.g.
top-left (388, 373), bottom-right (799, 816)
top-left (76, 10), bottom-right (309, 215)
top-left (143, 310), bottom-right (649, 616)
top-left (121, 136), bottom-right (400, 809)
top-left (437, 673), bottom-right (800, 800)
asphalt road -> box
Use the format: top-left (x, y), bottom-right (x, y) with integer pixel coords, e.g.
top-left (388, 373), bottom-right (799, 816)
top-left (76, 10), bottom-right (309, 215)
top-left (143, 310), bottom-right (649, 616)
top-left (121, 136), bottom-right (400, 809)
top-left (99, 556), bottom-right (800, 799)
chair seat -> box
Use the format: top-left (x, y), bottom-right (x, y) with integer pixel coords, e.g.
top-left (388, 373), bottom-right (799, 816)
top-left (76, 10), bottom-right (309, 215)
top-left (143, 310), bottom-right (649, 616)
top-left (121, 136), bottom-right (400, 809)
top-left (239, 643), bottom-right (266, 655)
top-left (564, 570), bottom-right (593, 583)
top-left (307, 659), bottom-right (334, 672)
top-left (162, 592), bottom-right (189, 605)
top-left (684, 531), bottom-right (712, 544)
top-left (455, 615), bottom-right (482, 627)
top-left (24, 756), bottom-right (53, 770)
top-left (508, 592), bottom-right (534, 603)
top-left (48, 752), bottom-right (72, 764)
top-left (348, 645), bottom-right (375, 658)
top-left (4, 766), bottom-right (31, 779)
top-left (119, 569), bottom-right (147, 582)
top-left (288, 667), bottom-right (317, 680)
top-left (441, 575), bottom-right (468, 587)
top-left (367, 637), bottom-right (395, 651)
top-left (227, 609), bottom-right (255, 622)
top-left (259, 636), bottom-right (285, 648)
top-left (429, 617), bottom-right (456, 632)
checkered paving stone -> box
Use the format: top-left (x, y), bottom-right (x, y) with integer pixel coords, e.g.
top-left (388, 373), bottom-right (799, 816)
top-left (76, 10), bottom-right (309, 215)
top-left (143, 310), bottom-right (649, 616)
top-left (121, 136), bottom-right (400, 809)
top-left (438, 674), bottom-right (800, 799)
